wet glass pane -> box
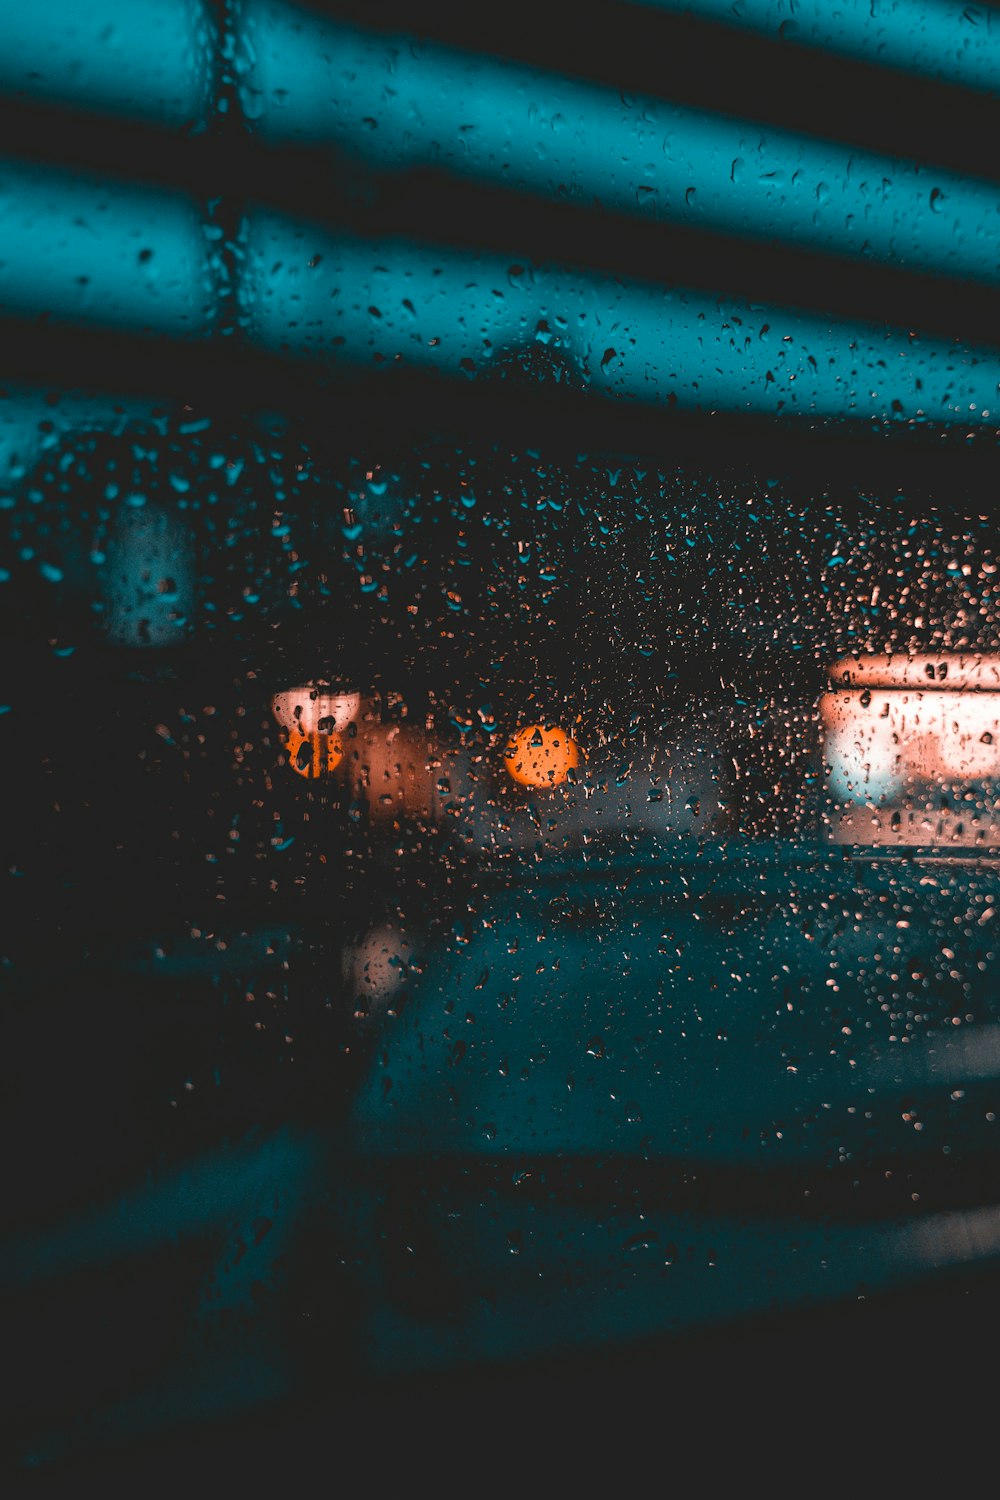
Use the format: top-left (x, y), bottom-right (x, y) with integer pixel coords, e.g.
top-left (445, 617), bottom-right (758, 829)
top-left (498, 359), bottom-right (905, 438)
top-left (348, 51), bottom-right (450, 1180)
top-left (3, 0), bottom-right (1000, 1473)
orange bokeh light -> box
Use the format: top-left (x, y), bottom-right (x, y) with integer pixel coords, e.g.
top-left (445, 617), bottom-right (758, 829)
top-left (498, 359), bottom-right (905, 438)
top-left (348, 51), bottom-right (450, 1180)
top-left (503, 723), bottom-right (581, 788)
top-left (286, 728), bottom-right (344, 779)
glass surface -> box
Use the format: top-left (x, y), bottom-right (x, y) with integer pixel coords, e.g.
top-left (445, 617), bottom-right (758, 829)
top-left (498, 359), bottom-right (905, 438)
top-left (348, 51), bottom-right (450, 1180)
top-left (2, 0), bottom-right (999, 1474)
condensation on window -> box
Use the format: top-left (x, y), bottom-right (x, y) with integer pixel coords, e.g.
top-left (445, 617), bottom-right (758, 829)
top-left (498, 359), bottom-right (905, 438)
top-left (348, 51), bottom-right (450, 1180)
top-left (4, 0), bottom-right (1000, 1469)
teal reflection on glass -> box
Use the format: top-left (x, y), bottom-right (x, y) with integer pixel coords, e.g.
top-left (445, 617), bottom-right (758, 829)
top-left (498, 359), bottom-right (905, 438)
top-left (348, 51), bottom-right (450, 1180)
top-left (0, 160), bottom-right (217, 336)
top-left (645, 0), bottom-right (1000, 95)
top-left (240, 213), bottom-right (1000, 424)
top-left (0, 0), bottom-right (213, 124)
top-left (240, 2), bottom-right (1000, 287)
top-left (103, 503), bottom-right (195, 648)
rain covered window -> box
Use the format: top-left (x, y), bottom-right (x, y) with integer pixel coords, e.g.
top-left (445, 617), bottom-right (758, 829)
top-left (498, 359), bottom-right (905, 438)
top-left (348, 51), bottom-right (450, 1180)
top-left (3, 0), bottom-right (1000, 1472)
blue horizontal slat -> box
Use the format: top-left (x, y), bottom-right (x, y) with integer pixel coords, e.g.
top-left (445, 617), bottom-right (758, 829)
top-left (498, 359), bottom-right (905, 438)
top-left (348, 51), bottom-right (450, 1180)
top-left (240, 213), bottom-right (1000, 423)
top-left (0, 160), bottom-right (219, 336)
top-left (240, 3), bottom-right (1000, 287)
top-left (644, 0), bottom-right (1000, 95)
top-left (0, 0), bottom-right (214, 125)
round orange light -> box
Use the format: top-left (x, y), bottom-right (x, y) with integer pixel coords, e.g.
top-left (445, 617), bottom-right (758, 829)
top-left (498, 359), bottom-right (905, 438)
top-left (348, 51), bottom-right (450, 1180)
top-left (286, 728), bottom-right (344, 779)
top-left (503, 723), bottom-right (581, 788)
